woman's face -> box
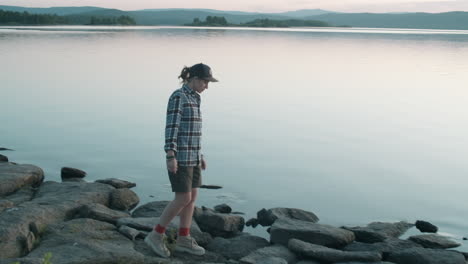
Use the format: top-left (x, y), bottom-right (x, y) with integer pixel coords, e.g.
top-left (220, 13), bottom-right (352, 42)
top-left (192, 78), bottom-right (209, 93)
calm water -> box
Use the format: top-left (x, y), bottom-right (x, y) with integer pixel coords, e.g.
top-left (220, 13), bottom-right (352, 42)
top-left (1, 26), bottom-right (467, 248)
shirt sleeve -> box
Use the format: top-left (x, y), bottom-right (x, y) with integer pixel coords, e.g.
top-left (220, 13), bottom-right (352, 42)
top-left (164, 94), bottom-right (183, 153)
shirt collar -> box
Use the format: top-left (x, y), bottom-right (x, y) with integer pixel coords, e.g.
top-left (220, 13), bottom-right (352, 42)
top-left (182, 83), bottom-right (200, 99)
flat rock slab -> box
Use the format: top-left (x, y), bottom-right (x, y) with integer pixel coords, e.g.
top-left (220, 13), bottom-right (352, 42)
top-left (408, 234), bottom-right (461, 249)
top-left (270, 218), bottom-right (355, 248)
top-left (240, 244), bottom-right (298, 264)
top-left (0, 162), bottom-right (44, 196)
top-left (95, 178), bottom-right (136, 189)
top-left (289, 239), bottom-right (382, 263)
top-left (387, 247), bottom-right (466, 264)
top-left (132, 200), bottom-right (171, 217)
top-left (344, 238), bottom-right (423, 254)
top-left (343, 221), bottom-right (414, 243)
top-left (77, 203), bottom-right (130, 224)
top-left (27, 218), bottom-right (145, 264)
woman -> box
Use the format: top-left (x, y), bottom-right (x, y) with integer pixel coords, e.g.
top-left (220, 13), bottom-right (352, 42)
top-left (145, 63), bottom-right (218, 258)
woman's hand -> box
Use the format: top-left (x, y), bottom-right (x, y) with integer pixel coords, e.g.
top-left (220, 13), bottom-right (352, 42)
top-left (201, 155), bottom-right (207, 170)
top-left (167, 158), bottom-right (178, 173)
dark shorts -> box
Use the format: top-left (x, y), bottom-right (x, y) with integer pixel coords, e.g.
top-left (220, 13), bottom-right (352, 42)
top-left (168, 166), bottom-right (202, 192)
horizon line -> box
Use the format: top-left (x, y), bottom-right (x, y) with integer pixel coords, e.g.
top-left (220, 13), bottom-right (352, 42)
top-left (1, 5), bottom-right (467, 14)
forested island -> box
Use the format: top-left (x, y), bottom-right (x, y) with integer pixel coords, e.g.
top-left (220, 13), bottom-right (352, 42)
top-left (0, 9), bottom-right (136, 25)
top-left (186, 15), bottom-right (333, 27)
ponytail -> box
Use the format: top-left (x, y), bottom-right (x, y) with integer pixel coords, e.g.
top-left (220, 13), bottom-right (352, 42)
top-left (178, 66), bottom-right (191, 83)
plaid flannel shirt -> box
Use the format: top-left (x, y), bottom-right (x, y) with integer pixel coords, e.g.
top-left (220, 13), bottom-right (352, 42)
top-left (164, 84), bottom-right (202, 166)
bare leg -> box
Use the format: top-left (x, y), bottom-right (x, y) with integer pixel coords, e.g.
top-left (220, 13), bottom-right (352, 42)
top-left (158, 192), bottom-right (191, 227)
top-left (179, 188), bottom-right (198, 228)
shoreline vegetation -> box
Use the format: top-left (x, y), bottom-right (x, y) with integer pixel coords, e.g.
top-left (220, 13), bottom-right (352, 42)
top-left (0, 9), bottom-right (341, 28)
top-left (185, 16), bottom-right (339, 28)
top-left (0, 9), bottom-right (136, 25)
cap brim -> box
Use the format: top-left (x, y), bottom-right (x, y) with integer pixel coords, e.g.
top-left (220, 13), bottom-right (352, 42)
top-left (205, 77), bottom-right (218, 82)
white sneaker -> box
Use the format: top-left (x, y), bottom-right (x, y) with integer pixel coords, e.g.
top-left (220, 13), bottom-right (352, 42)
top-left (175, 235), bottom-right (205, 256)
top-left (144, 231), bottom-right (170, 258)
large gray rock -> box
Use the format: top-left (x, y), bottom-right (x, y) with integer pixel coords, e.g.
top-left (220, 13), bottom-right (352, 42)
top-left (334, 261), bottom-right (395, 264)
top-left (257, 207), bottom-right (319, 227)
top-left (0, 186), bottom-right (36, 213)
top-left (0, 181), bottom-right (114, 258)
top-left (206, 233), bottom-right (269, 260)
top-left (0, 258), bottom-right (43, 264)
top-left (27, 218), bottom-right (145, 264)
top-left (344, 238), bottom-right (422, 254)
top-left (342, 221), bottom-right (414, 243)
top-left (240, 244), bottom-right (298, 264)
top-left (194, 207), bottom-right (245, 238)
top-left (296, 261), bottom-right (321, 264)
top-left (109, 188), bottom-right (139, 211)
top-left (387, 247), bottom-right (465, 264)
top-left (257, 257), bottom-right (288, 264)
top-left (132, 201), bottom-right (171, 217)
top-left (0, 200), bottom-right (14, 213)
top-left (0, 162), bottom-right (44, 197)
top-left (95, 178), bottom-right (136, 189)
top-left (270, 218), bottom-right (355, 248)
top-left (76, 203), bottom-right (130, 224)
top-left (116, 216), bottom-right (212, 247)
top-left (408, 234), bottom-right (461, 249)
top-left (288, 239), bottom-right (382, 263)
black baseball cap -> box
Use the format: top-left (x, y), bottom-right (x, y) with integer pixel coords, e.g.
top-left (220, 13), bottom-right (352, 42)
top-left (190, 63), bottom-right (218, 82)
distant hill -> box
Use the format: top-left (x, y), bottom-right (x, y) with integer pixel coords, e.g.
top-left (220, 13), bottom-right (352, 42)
top-left (273, 9), bottom-right (335, 17)
top-left (309, 11), bottom-right (468, 29)
top-left (1, 5), bottom-right (468, 29)
top-left (0, 5), bottom-right (105, 15)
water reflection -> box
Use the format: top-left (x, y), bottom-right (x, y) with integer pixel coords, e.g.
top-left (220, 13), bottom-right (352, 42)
top-left (1, 26), bottom-right (467, 250)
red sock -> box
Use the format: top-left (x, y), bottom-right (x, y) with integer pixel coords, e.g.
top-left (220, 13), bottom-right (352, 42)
top-left (179, 227), bottom-right (190, 236)
top-left (155, 224), bottom-right (166, 234)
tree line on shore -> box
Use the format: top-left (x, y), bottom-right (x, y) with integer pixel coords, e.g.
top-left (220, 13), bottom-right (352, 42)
top-left (0, 9), bottom-right (136, 25)
top-left (187, 15), bottom-right (333, 27)
top-left (1, 9), bottom-right (332, 28)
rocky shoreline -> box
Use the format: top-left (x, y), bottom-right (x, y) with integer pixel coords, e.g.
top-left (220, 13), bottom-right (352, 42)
top-left (0, 153), bottom-right (467, 264)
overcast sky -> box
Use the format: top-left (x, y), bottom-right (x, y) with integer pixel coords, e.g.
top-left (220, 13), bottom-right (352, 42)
top-left (1, 0), bottom-right (468, 13)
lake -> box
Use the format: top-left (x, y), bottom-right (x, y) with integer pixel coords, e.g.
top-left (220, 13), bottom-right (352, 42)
top-left (1, 26), bottom-right (467, 248)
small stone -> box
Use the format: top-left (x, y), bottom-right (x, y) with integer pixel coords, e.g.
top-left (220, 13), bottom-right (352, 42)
top-left (0, 154), bottom-right (8, 162)
top-left (463, 237), bottom-right (467, 240)
top-left (214, 203), bottom-right (232, 214)
top-left (61, 167), bottom-right (87, 179)
top-left (200, 185), bottom-right (223, 189)
top-left (0, 147), bottom-right (13, 151)
top-left (415, 220), bottom-right (438, 233)
top-left (246, 218), bottom-right (259, 228)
